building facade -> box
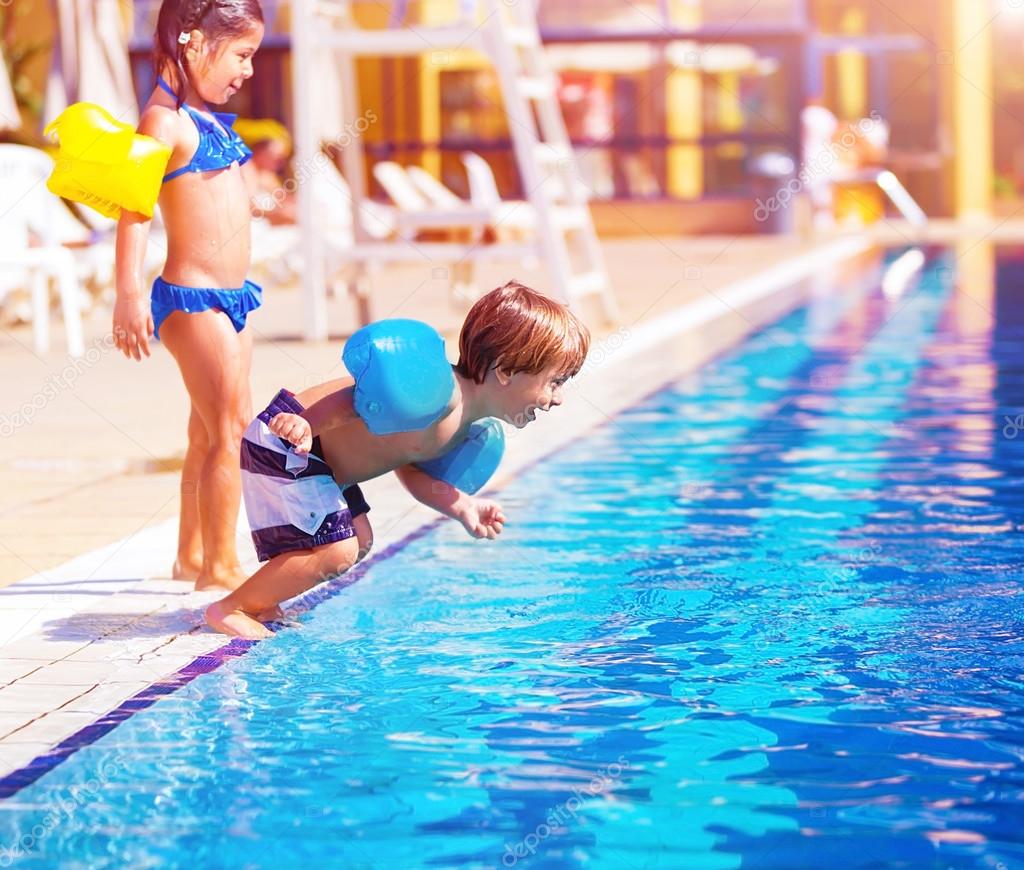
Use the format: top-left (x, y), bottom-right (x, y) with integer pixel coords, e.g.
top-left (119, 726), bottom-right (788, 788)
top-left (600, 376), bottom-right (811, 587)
top-left (110, 0), bottom-right (1017, 227)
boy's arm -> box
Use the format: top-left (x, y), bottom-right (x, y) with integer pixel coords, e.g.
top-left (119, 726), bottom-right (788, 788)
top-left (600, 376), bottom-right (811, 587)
top-left (267, 382), bottom-right (360, 453)
top-left (393, 464), bottom-right (506, 539)
top-left (394, 463), bottom-right (466, 519)
top-left (302, 385), bottom-right (360, 436)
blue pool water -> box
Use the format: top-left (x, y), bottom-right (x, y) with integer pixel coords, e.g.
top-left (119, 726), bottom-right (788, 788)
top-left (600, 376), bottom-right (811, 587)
top-left (1, 247), bottom-right (1022, 868)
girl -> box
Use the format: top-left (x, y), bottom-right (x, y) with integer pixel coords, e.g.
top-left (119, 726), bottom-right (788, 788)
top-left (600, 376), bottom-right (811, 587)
top-left (115, 0), bottom-right (265, 590)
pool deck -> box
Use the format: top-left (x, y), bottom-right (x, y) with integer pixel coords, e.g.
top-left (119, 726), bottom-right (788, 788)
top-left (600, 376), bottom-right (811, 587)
top-left (0, 218), bottom-right (1010, 781)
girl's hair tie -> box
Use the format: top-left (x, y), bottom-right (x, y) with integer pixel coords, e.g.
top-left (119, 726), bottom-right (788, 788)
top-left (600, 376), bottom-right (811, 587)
top-left (178, 31), bottom-right (191, 45)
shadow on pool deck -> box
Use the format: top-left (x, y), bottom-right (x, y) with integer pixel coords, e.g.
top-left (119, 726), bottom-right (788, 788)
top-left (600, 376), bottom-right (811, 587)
top-left (38, 606), bottom-right (207, 642)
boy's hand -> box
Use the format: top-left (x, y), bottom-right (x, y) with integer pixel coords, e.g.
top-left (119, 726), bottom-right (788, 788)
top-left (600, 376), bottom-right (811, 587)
top-left (268, 412), bottom-right (313, 454)
top-left (457, 497), bottom-right (507, 540)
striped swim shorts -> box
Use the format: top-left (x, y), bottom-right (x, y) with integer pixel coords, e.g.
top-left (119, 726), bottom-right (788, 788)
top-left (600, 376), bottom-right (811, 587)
top-left (240, 388), bottom-right (370, 562)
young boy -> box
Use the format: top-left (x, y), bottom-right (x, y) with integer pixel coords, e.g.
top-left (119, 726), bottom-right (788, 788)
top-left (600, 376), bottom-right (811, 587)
top-left (205, 281), bottom-right (590, 638)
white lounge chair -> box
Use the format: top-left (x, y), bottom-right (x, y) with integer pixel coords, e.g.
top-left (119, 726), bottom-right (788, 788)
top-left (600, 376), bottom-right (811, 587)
top-left (372, 161), bottom-right (492, 296)
top-left (248, 156), bottom-right (399, 291)
top-left (317, 157), bottom-right (397, 243)
top-left (67, 200), bottom-right (169, 289)
top-left (406, 165), bottom-right (467, 210)
top-left (372, 160), bottom-right (493, 242)
top-left (460, 151), bottom-right (537, 237)
top-left (0, 144), bottom-right (85, 356)
top-left (0, 146), bottom-right (122, 301)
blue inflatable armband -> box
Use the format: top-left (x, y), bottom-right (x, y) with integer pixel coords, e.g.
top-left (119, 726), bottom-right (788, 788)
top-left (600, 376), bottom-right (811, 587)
top-left (415, 418), bottom-right (505, 495)
top-left (342, 319), bottom-right (455, 435)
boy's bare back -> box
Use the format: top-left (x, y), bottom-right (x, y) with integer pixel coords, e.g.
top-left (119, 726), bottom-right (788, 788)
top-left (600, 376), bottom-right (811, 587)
top-left (291, 378), bottom-right (473, 486)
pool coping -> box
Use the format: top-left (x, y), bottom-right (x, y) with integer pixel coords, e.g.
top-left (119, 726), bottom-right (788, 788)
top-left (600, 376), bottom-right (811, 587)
top-left (0, 234), bottom-right (872, 798)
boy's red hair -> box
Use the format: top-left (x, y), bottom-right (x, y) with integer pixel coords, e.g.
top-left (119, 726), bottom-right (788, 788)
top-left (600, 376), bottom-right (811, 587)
top-left (455, 281), bottom-right (590, 384)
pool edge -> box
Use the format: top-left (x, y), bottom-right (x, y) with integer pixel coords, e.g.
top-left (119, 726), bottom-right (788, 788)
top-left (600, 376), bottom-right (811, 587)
top-left (0, 233), bottom-right (874, 799)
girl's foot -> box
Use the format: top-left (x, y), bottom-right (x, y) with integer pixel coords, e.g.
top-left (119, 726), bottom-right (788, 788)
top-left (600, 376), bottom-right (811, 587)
top-left (205, 601), bottom-right (273, 639)
top-left (195, 563), bottom-right (249, 592)
top-left (171, 557), bottom-right (203, 582)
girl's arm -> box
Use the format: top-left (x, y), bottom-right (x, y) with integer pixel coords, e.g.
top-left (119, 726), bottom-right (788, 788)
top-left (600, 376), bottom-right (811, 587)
top-left (113, 106), bottom-right (177, 361)
top-left (114, 211), bottom-right (154, 360)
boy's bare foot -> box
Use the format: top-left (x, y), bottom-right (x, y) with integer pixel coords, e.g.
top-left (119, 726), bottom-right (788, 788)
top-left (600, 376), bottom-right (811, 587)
top-left (195, 564), bottom-right (249, 592)
top-left (171, 557), bottom-right (202, 582)
top-left (254, 605), bottom-right (285, 623)
top-left (205, 601), bottom-right (274, 639)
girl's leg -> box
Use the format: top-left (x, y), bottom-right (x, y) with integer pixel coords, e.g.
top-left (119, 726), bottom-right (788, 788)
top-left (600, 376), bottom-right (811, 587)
top-left (205, 536), bottom-right (361, 639)
top-left (171, 404), bottom-right (209, 580)
top-left (160, 309), bottom-right (252, 590)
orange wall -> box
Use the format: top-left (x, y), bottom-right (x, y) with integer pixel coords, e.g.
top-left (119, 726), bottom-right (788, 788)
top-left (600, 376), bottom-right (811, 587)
top-left (2, 0), bottom-right (53, 140)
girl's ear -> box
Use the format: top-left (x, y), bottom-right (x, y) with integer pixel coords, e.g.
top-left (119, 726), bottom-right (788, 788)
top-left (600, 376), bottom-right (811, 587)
top-left (493, 367), bottom-right (513, 386)
top-left (185, 29), bottom-right (205, 62)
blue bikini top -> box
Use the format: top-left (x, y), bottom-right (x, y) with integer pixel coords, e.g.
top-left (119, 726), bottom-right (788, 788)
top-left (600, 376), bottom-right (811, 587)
top-left (157, 76), bottom-right (252, 182)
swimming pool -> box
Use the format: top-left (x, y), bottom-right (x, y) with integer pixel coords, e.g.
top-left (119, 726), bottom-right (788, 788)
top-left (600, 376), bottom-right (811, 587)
top-left (0, 246), bottom-right (1021, 868)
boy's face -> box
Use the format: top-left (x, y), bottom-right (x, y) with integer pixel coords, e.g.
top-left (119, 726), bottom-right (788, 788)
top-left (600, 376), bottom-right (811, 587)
top-left (493, 365), bottom-right (570, 428)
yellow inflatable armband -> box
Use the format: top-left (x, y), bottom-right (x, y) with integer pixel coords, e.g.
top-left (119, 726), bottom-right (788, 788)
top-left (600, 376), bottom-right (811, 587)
top-left (44, 103), bottom-right (172, 220)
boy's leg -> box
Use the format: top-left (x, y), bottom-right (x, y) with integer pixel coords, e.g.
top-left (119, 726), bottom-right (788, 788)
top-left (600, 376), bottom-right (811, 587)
top-left (352, 513), bottom-right (373, 562)
top-left (172, 404), bottom-right (209, 580)
top-left (205, 536), bottom-right (360, 639)
top-left (250, 513), bottom-right (372, 624)
top-left (255, 509), bottom-right (373, 624)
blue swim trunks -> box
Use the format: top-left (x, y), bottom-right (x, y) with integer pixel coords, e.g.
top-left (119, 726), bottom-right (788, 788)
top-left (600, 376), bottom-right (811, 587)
top-left (150, 276), bottom-right (263, 339)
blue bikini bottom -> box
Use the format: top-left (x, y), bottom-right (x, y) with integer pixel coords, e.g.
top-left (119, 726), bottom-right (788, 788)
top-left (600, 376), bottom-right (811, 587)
top-left (151, 276), bottom-right (263, 339)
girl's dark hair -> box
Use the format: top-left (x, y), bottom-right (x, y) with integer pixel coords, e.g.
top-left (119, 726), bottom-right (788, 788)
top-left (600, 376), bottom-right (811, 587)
top-left (154, 0), bottom-right (263, 108)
